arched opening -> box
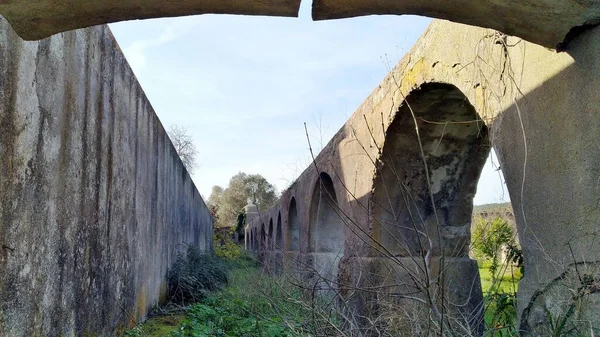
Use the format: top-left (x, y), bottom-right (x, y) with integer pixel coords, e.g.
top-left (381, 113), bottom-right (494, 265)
top-left (308, 172), bottom-right (345, 288)
top-left (371, 83), bottom-right (489, 332)
top-left (260, 224), bottom-right (266, 252)
top-left (268, 218), bottom-right (274, 251)
top-left (309, 172), bottom-right (344, 254)
top-left (287, 198), bottom-right (299, 252)
top-left (248, 230), bottom-right (252, 250)
top-left (276, 212), bottom-right (283, 250)
top-left (253, 228), bottom-right (258, 251)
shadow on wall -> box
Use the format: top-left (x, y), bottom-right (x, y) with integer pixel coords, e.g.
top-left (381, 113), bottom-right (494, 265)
top-left (493, 35), bottom-right (600, 333)
top-left (307, 172), bottom-right (345, 286)
top-left (0, 20), bottom-right (213, 336)
top-left (287, 198), bottom-right (299, 251)
top-left (245, 24), bottom-right (600, 336)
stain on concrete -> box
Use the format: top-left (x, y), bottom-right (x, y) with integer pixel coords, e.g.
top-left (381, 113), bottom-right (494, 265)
top-left (0, 18), bottom-right (213, 336)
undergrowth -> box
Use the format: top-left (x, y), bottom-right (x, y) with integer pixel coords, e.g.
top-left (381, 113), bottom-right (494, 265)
top-left (124, 252), bottom-right (320, 337)
top-left (167, 246), bottom-right (229, 305)
top-left (126, 219), bottom-right (524, 337)
top-left (172, 266), bottom-right (312, 337)
top-left (472, 217), bottom-right (523, 336)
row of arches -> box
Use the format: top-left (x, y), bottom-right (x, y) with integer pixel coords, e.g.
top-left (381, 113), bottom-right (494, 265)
top-left (245, 83), bottom-right (494, 333)
top-left (247, 172), bottom-right (344, 257)
top-left (247, 83), bottom-right (490, 262)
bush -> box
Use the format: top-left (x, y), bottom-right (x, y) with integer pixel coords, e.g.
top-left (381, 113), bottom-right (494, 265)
top-left (214, 232), bottom-right (244, 260)
top-left (167, 246), bottom-right (229, 304)
top-left (472, 217), bottom-right (515, 275)
top-left (472, 217), bottom-right (523, 336)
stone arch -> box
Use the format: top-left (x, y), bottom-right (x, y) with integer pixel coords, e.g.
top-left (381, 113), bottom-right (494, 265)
top-left (370, 82), bottom-right (489, 332)
top-left (268, 218), bottom-right (274, 251)
top-left (276, 212), bottom-right (283, 250)
top-left (247, 229), bottom-right (252, 250)
top-left (309, 172), bottom-right (344, 254)
top-left (307, 172), bottom-right (345, 288)
top-left (287, 197), bottom-right (299, 252)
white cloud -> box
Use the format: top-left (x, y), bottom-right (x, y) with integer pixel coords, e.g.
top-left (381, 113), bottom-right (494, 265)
top-left (120, 17), bottom-right (201, 71)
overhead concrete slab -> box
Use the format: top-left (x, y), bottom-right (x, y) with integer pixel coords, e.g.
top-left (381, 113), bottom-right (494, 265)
top-left (312, 0), bottom-right (600, 49)
top-left (0, 0), bottom-right (301, 40)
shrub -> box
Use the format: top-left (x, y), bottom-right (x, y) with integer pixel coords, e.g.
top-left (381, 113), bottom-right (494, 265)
top-left (472, 217), bottom-right (515, 275)
top-left (472, 217), bottom-right (524, 336)
top-left (167, 246), bottom-right (229, 304)
top-left (214, 232), bottom-right (243, 260)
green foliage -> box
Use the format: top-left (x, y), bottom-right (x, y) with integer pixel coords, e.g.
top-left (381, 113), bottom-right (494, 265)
top-left (172, 293), bottom-right (291, 337)
top-left (472, 217), bottom-right (515, 275)
top-left (208, 172), bottom-right (278, 228)
top-left (122, 326), bottom-right (143, 337)
top-left (483, 292), bottom-right (519, 337)
top-left (214, 232), bottom-right (244, 260)
top-left (122, 314), bottom-right (185, 337)
top-left (236, 213), bottom-right (246, 237)
top-left (126, 258), bottom-right (315, 337)
top-left (167, 246), bottom-right (229, 305)
top-left (473, 217), bottom-right (524, 337)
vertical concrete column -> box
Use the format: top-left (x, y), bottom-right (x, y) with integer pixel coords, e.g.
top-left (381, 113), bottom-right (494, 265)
top-left (493, 26), bottom-right (600, 335)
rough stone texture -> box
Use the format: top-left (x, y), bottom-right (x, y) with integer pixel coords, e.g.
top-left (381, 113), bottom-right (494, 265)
top-left (0, 0), bottom-right (302, 41)
top-left (0, 19), bottom-right (213, 336)
top-left (520, 262), bottom-right (600, 336)
top-left (1, 0), bottom-right (600, 48)
top-left (248, 19), bottom-right (600, 335)
top-left (312, 0), bottom-right (600, 49)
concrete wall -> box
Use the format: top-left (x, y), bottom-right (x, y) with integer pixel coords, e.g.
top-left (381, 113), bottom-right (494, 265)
top-left (0, 18), bottom-right (213, 336)
top-left (247, 19), bottom-right (600, 335)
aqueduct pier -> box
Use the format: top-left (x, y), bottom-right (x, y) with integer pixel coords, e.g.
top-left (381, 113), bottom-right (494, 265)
top-left (246, 19), bottom-right (600, 336)
top-left (0, 0), bottom-right (599, 335)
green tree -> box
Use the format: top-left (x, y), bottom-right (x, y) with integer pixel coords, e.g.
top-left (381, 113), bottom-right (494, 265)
top-left (472, 217), bottom-right (515, 275)
top-left (208, 173), bottom-right (278, 228)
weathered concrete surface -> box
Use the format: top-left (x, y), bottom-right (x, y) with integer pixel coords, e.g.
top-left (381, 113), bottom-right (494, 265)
top-left (248, 19), bottom-right (600, 335)
top-left (1, 0), bottom-right (600, 49)
top-left (313, 0), bottom-right (600, 49)
top-left (0, 0), bottom-right (302, 41)
top-left (0, 19), bottom-right (213, 336)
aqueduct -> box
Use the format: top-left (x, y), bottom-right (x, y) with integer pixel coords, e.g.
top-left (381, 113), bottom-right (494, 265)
top-left (1, 0), bottom-right (600, 335)
top-left (245, 18), bottom-right (600, 336)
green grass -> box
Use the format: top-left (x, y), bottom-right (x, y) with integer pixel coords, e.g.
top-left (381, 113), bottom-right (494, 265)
top-left (478, 260), bottom-right (521, 294)
top-left (477, 259), bottom-right (521, 336)
top-left (172, 268), bottom-right (311, 337)
top-left (124, 257), bottom-right (323, 337)
top-left (126, 255), bottom-right (522, 337)
top-left (124, 315), bottom-right (186, 336)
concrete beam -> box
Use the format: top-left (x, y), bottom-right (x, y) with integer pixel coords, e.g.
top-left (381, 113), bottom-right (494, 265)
top-left (0, 0), bottom-right (301, 40)
top-left (312, 0), bottom-right (600, 49)
top-left (2, 0), bottom-right (599, 48)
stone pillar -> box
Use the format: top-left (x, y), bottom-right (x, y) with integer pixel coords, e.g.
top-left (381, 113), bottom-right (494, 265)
top-left (493, 26), bottom-right (600, 335)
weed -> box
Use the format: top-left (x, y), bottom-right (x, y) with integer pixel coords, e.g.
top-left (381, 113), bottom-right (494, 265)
top-left (167, 246), bottom-right (229, 305)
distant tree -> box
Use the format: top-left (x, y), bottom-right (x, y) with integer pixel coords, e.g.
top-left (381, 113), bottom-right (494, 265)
top-left (208, 186), bottom-right (224, 206)
top-left (472, 217), bottom-right (515, 275)
top-left (168, 124), bottom-right (198, 173)
top-left (244, 174), bottom-right (278, 210)
top-left (208, 173), bottom-right (278, 228)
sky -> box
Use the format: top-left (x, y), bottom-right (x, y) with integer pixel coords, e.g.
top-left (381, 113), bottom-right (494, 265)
top-left (108, 1), bottom-right (510, 205)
